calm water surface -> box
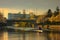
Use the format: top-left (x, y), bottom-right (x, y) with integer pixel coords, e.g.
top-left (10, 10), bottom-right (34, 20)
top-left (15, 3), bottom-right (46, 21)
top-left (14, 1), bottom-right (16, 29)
top-left (8, 32), bottom-right (47, 40)
top-left (0, 31), bottom-right (60, 40)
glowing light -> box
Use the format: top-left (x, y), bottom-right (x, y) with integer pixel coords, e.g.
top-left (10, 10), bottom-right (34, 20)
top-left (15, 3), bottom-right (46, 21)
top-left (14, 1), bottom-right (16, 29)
top-left (0, 8), bottom-right (45, 18)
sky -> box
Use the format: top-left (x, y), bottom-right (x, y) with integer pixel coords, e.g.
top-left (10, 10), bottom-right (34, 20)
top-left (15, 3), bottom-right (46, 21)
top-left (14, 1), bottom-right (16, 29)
top-left (0, 0), bottom-right (60, 18)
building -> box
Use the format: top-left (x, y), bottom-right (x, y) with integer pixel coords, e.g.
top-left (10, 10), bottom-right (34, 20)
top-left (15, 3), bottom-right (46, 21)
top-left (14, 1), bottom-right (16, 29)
top-left (8, 12), bottom-right (30, 20)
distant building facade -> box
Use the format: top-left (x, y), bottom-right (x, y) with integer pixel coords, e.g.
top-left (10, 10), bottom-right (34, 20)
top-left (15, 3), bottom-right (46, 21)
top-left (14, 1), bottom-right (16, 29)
top-left (8, 12), bottom-right (30, 20)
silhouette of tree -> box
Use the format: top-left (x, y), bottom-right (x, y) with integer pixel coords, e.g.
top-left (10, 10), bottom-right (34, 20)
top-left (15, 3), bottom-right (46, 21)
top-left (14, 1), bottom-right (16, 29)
top-left (56, 6), bottom-right (59, 12)
top-left (54, 6), bottom-right (60, 17)
top-left (46, 9), bottom-right (52, 17)
top-left (54, 11), bottom-right (57, 17)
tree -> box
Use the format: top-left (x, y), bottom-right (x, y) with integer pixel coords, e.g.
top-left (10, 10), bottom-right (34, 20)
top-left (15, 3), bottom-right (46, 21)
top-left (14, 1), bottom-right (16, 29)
top-left (56, 6), bottom-right (60, 12)
top-left (54, 11), bottom-right (57, 17)
top-left (46, 9), bottom-right (52, 17)
top-left (29, 12), bottom-right (35, 20)
top-left (54, 6), bottom-right (60, 17)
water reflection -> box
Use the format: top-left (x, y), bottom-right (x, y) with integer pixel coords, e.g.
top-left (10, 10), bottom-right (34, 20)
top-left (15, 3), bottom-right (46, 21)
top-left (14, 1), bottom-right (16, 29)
top-left (8, 32), bottom-right (48, 40)
top-left (0, 31), bottom-right (60, 40)
top-left (0, 32), bottom-right (8, 40)
top-left (46, 32), bottom-right (60, 40)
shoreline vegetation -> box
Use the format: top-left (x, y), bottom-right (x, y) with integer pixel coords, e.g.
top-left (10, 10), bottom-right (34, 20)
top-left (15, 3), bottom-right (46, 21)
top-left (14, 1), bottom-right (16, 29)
top-left (0, 7), bottom-right (60, 32)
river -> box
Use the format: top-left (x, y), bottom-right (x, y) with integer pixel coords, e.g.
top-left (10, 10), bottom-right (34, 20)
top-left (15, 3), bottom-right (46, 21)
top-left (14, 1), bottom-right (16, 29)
top-left (0, 31), bottom-right (60, 40)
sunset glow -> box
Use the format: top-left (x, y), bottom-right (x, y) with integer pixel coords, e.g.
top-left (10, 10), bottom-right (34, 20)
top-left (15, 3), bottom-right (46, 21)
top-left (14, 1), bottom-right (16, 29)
top-left (0, 8), bottom-right (46, 18)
